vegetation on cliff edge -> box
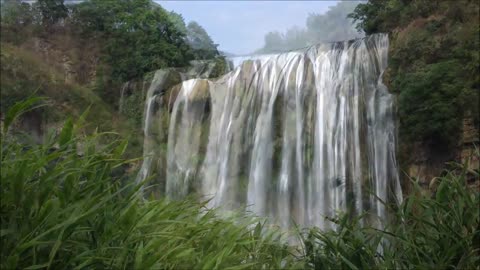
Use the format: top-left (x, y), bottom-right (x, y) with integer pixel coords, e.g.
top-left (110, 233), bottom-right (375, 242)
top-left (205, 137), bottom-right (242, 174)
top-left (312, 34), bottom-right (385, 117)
top-left (350, 0), bottom-right (479, 153)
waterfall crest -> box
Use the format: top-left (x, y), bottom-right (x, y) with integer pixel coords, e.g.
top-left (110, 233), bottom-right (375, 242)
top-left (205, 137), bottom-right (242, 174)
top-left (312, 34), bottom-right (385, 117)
top-left (138, 34), bottom-right (402, 229)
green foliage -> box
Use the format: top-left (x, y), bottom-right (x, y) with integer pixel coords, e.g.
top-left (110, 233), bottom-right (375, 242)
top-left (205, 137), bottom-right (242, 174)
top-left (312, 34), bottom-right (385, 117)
top-left (304, 215), bottom-right (381, 270)
top-left (186, 21), bottom-right (219, 60)
top-left (121, 86), bottom-right (145, 127)
top-left (0, 0), bottom-right (220, 125)
top-left (0, 0), bottom-right (34, 25)
top-left (349, 0), bottom-right (448, 35)
top-left (396, 61), bottom-right (467, 148)
top-left (385, 169), bottom-right (480, 269)
top-left (0, 0), bottom-right (38, 44)
top-left (72, 0), bottom-right (193, 82)
top-left (210, 56), bottom-right (229, 78)
top-left (2, 97), bottom-right (46, 134)
top-left (168, 11), bottom-right (188, 35)
top-left (283, 27), bottom-right (308, 52)
top-left (349, 0), bottom-right (479, 150)
top-left (0, 43), bottom-right (146, 159)
top-left (35, 0), bottom-right (68, 26)
top-left (348, 0), bottom-right (402, 35)
top-left (0, 44), bottom-right (41, 113)
top-left (0, 43), bottom-right (113, 131)
top-left (0, 0), bottom-right (67, 39)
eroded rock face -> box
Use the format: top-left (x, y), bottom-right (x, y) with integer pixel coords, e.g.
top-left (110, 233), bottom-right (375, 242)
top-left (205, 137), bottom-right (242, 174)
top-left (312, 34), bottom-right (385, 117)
top-left (460, 117), bottom-right (479, 188)
top-left (462, 117), bottom-right (479, 145)
top-left (118, 60), bottom-right (226, 122)
top-left (29, 37), bottom-right (100, 85)
top-left (133, 60), bottom-right (225, 197)
top-left (406, 117), bottom-right (479, 191)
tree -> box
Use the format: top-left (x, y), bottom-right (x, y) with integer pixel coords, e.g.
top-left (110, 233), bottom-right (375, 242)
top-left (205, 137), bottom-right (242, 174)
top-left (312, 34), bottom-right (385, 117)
top-left (1, 0), bottom-right (34, 26)
top-left (168, 11), bottom-right (188, 35)
top-left (347, 0), bottom-right (406, 35)
top-left (283, 26), bottom-right (308, 50)
top-left (72, 0), bottom-right (193, 81)
top-left (261, 31), bottom-right (285, 53)
top-left (35, 0), bottom-right (68, 26)
top-left (0, 0), bottom-right (38, 43)
top-left (186, 21), bottom-right (219, 60)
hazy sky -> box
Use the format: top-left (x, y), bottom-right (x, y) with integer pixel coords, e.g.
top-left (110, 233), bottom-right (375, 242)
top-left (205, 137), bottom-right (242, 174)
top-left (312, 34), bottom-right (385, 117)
top-left (155, 1), bottom-right (340, 55)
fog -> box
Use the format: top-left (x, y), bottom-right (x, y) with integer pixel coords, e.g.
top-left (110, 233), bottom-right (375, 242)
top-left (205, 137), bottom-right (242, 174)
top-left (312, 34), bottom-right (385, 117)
top-left (159, 1), bottom-right (364, 55)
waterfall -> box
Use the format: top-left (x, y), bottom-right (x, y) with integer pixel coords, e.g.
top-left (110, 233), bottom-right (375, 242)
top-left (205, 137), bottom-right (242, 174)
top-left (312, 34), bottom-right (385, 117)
top-left (139, 34), bottom-right (402, 229)
top-left (119, 82), bottom-right (130, 113)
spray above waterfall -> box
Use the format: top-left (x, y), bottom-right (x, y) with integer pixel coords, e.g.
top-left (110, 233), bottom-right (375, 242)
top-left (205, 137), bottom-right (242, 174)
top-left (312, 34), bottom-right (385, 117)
top-left (138, 34), bottom-right (402, 230)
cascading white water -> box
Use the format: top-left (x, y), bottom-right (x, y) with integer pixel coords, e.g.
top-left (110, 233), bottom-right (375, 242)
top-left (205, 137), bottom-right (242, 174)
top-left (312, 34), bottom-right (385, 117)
top-left (139, 34), bottom-right (402, 230)
top-left (119, 82), bottom-right (130, 113)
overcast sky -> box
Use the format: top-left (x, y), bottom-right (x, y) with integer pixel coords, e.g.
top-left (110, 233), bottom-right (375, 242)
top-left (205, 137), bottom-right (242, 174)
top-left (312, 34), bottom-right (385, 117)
top-left (155, 1), bottom-right (340, 55)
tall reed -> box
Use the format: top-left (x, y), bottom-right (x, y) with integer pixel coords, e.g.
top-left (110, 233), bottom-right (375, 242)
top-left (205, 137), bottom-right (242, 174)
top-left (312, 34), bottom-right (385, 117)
top-left (0, 98), bottom-right (302, 269)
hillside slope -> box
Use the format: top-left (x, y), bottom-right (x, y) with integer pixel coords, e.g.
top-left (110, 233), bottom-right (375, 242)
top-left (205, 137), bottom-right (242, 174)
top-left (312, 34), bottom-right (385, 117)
top-left (0, 42), bottom-right (144, 157)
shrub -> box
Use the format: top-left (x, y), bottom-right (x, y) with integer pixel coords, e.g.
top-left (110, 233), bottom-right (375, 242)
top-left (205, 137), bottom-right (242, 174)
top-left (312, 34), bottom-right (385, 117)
top-left (395, 60), bottom-right (467, 149)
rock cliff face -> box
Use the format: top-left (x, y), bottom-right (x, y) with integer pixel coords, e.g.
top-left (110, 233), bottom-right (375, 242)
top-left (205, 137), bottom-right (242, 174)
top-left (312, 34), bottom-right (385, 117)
top-left (461, 117), bottom-right (479, 152)
top-left (125, 61), bottom-right (223, 197)
top-left (117, 60), bottom-right (226, 128)
top-left (1, 38), bottom-right (129, 153)
top-left (25, 35), bottom-right (101, 85)
top-left (460, 117), bottom-right (479, 186)
top-left (406, 118), bottom-right (479, 188)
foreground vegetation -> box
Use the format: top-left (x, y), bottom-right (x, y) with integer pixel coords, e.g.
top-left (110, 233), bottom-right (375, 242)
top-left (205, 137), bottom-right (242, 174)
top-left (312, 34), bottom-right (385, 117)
top-left (1, 99), bottom-right (479, 269)
top-left (0, 100), bottom-right (301, 269)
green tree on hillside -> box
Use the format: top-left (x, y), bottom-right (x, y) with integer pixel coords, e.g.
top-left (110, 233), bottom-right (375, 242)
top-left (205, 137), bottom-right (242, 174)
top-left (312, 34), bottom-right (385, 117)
top-left (168, 11), bottom-right (188, 35)
top-left (72, 0), bottom-right (193, 81)
top-left (1, 0), bottom-right (220, 111)
top-left (0, 0), bottom-right (35, 26)
top-left (349, 0), bottom-right (479, 151)
top-left (35, 0), bottom-right (68, 26)
top-left (259, 31), bottom-right (284, 53)
top-left (0, 0), bottom-right (38, 43)
top-left (186, 21), bottom-right (219, 60)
